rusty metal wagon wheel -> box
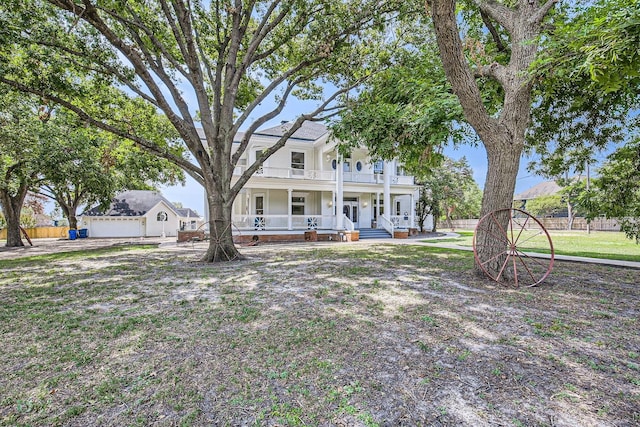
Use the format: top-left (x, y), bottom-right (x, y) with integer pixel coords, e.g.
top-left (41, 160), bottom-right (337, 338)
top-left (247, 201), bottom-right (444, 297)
top-left (473, 208), bottom-right (554, 287)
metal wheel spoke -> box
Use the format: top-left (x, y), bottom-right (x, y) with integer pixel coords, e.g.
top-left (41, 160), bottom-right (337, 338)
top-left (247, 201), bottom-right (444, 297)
top-left (515, 249), bottom-right (550, 270)
top-left (495, 254), bottom-right (511, 282)
top-left (489, 212), bottom-right (512, 244)
top-left (476, 224), bottom-right (511, 246)
top-left (513, 230), bottom-right (544, 248)
top-left (480, 249), bottom-right (510, 268)
top-left (512, 256), bottom-right (519, 287)
top-left (516, 253), bottom-right (540, 286)
top-left (511, 216), bottom-right (530, 246)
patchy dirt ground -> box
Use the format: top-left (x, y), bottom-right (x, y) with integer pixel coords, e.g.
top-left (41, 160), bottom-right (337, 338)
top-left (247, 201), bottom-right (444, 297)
top-left (0, 242), bottom-right (638, 426)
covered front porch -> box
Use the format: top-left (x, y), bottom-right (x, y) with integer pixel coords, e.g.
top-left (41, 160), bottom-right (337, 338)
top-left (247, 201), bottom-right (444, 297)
top-left (232, 188), bottom-right (417, 234)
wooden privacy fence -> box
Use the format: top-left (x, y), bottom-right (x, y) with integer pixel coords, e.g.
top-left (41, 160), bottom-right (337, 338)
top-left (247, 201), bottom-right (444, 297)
top-left (0, 226), bottom-right (70, 240)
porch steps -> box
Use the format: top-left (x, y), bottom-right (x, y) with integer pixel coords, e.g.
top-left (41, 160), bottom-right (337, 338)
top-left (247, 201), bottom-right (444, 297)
top-left (358, 228), bottom-right (392, 239)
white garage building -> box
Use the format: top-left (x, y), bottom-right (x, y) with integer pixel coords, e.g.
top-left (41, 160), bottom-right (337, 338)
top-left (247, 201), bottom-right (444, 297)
top-left (80, 190), bottom-right (203, 238)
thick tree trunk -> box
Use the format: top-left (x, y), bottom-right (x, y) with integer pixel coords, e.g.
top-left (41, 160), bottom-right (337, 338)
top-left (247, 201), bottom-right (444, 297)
top-left (201, 193), bottom-right (243, 262)
top-left (0, 186), bottom-right (28, 247)
top-left (474, 139), bottom-right (522, 277)
top-left (59, 201), bottom-right (79, 230)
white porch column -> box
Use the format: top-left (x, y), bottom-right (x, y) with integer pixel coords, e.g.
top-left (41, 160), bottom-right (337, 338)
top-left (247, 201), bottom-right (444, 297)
top-left (383, 161), bottom-right (391, 219)
top-left (287, 188), bottom-right (293, 230)
top-left (410, 192), bottom-right (415, 229)
top-left (336, 156), bottom-right (344, 229)
top-left (375, 192), bottom-right (381, 228)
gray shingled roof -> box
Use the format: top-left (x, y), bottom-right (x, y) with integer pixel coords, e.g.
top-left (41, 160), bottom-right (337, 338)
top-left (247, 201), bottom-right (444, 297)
top-left (197, 128), bottom-right (244, 143)
top-left (514, 181), bottom-right (561, 200)
top-left (254, 121), bottom-right (328, 141)
top-left (82, 190), bottom-right (178, 217)
top-left (195, 122), bottom-right (327, 143)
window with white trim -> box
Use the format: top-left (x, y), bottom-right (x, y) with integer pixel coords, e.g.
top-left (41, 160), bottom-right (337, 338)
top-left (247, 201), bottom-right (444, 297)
top-left (291, 152), bottom-right (305, 170)
top-left (291, 196), bottom-right (305, 215)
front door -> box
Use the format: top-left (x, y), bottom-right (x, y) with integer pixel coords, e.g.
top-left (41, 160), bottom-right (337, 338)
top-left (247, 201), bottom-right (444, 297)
top-left (342, 200), bottom-right (359, 229)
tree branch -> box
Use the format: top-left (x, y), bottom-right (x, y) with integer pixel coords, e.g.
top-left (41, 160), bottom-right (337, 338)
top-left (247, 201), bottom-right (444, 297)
top-left (230, 79), bottom-right (362, 198)
top-left (431, 0), bottom-right (497, 135)
top-left (528, 0), bottom-right (558, 26)
top-left (232, 56), bottom-right (325, 138)
top-left (479, 10), bottom-right (506, 52)
top-left (231, 76), bottom-right (305, 167)
top-left (474, 0), bottom-right (516, 34)
top-left (0, 76), bottom-right (204, 186)
top-left (52, 0), bottom-right (201, 151)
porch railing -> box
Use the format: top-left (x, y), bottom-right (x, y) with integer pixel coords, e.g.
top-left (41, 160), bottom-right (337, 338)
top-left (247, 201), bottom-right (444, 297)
top-left (390, 215), bottom-right (413, 229)
top-left (379, 215), bottom-right (394, 235)
top-left (343, 215), bottom-right (355, 231)
top-left (232, 215), bottom-right (336, 231)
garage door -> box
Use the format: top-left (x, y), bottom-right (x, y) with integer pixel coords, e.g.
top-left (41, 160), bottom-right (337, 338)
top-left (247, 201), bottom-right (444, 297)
top-left (88, 218), bottom-right (144, 238)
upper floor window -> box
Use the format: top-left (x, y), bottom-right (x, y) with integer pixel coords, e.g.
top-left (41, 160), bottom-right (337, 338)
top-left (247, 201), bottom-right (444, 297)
top-left (291, 152), bottom-right (305, 170)
top-left (374, 161), bottom-right (383, 174)
top-left (157, 211), bottom-right (168, 221)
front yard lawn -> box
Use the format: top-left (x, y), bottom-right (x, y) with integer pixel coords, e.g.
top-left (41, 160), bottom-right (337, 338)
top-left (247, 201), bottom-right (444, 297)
top-left (0, 243), bottom-right (638, 426)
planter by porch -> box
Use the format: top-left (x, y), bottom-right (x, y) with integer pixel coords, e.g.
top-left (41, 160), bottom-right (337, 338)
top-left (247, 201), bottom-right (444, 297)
top-left (346, 230), bottom-right (359, 242)
top-left (393, 229), bottom-right (409, 239)
top-left (177, 230), bottom-right (205, 243)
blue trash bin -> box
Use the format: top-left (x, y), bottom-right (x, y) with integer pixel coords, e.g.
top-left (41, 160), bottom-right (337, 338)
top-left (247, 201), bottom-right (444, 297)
top-left (68, 229), bottom-right (77, 240)
top-left (78, 228), bottom-right (88, 238)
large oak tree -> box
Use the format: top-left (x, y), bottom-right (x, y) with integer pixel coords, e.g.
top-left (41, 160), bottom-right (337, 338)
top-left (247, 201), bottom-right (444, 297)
top-left (0, 0), bottom-right (404, 261)
top-left (428, 0), bottom-right (559, 275)
top-left (336, 1), bottom-right (559, 276)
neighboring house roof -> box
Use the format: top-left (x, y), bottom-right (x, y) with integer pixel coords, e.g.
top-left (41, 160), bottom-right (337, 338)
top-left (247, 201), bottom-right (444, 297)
top-left (514, 181), bottom-right (561, 201)
top-left (254, 121), bottom-right (328, 141)
top-left (176, 208), bottom-right (200, 218)
top-left (82, 190), bottom-right (178, 217)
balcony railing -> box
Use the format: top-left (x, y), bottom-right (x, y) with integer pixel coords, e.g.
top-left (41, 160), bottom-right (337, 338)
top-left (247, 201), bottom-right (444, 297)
top-left (233, 166), bottom-right (414, 185)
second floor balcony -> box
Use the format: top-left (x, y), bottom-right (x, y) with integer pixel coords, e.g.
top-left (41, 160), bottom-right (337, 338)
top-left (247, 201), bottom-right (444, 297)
top-left (233, 165), bottom-right (415, 185)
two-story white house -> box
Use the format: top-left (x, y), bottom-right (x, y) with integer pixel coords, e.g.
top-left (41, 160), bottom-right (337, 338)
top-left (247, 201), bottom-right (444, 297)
top-left (207, 121), bottom-right (427, 241)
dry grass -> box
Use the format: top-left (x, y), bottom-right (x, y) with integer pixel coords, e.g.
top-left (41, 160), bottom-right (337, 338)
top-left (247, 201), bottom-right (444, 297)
top-left (0, 242), bottom-right (638, 426)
